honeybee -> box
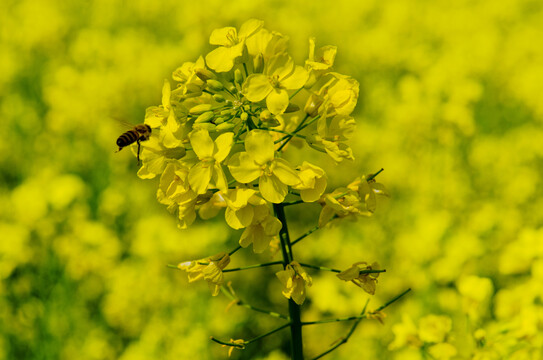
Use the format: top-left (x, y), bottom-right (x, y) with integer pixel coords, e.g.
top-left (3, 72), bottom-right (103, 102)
top-left (116, 124), bottom-right (152, 164)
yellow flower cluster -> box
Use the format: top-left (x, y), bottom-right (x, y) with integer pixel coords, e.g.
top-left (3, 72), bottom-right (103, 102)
top-left (389, 314), bottom-right (457, 359)
top-left (135, 19), bottom-right (387, 257)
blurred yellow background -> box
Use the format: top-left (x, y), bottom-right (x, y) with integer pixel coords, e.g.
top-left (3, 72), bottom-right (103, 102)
top-left (2, 0), bottom-right (543, 359)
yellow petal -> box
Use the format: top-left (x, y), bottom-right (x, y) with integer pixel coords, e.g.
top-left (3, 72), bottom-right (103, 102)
top-left (189, 129), bottom-right (214, 159)
top-left (300, 176), bottom-right (327, 202)
top-left (214, 132), bottom-right (234, 162)
top-left (238, 19), bottom-right (264, 39)
top-left (228, 152), bottom-right (261, 183)
top-left (259, 174), bottom-right (288, 203)
top-left (213, 163), bottom-right (228, 192)
top-left (224, 188), bottom-right (257, 209)
top-left (162, 79), bottom-right (171, 109)
top-left (206, 45), bottom-right (242, 73)
top-left (272, 158), bottom-right (300, 186)
top-left (225, 206), bottom-right (254, 229)
top-left (266, 88), bottom-right (289, 115)
top-left (242, 74), bottom-right (272, 102)
top-left (245, 130), bottom-right (274, 164)
top-left (188, 162), bottom-right (213, 194)
top-left (263, 215), bottom-right (282, 236)
top-left (267, 53), bottom-right (293, 80)
top-left (281, 66), bottom-right (309, 90)
top-left (209, 27), bottom-right (237, 46)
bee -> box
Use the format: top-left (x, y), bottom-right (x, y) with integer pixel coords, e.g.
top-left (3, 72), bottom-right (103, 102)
top-left (116, 124), bottom-right (152, 164)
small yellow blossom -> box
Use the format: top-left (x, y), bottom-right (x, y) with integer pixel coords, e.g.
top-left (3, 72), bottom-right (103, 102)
top-left (178, 252), bottom-right (231, 296)
top-left (137, 135), bottom-right (186, 179)
top-left (171, 56), bottom-right (206, 94)
top-left (318, 187), bottom-right (367, 227)
top-left (292, 161), bottom-right (327, 202)
top-left (157, 161), bottom-right (195, 209)
top-left (305, 37), bottom-right (337, 85)
top-left (427, 343), bottom-right (458, 360)
top-left (228, 130), bottom-right (300, 203)
top-left (198, 191), bottom-right (227, 220)
top-left (275, 261), bottom-right (312, 305)
top-left (418, 315), bottom-right (452, 343)
top-left (336, 261), bottom-right (380, 295)
top-left (223, 188), bottom-right (267, 229)
top-left (367, 310), bottom-right (387, 324)
top-left (188, 129), bottom-right (233, 194)
top-left (318, 73), bottom-right (359, 116)
top-left (223, 339), bottom-right (246, 357)
top-left (306, 37), bottom-right (337, 72)
top-left (242, 54), bottom-right (308, 115)
top-left (389, 315), bottom-right (423, 350)
top-left (246, 28), bottom-right (289, 64)
top-left (206, 19), bottom-right (263, 72)
top-left (307, 114), bottom-right (356, 163)
top-left (239, 205), bottom-right (282, 253)
top-left (347, 174), bottom-right (389, 213)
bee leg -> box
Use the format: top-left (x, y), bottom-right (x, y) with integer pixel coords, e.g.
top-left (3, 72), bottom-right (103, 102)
top-left (136, 140), bottom-right (141, 166)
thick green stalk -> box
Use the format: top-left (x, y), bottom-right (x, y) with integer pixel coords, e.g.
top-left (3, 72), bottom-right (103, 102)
top-left (273, 203), bottom-right (304, 360)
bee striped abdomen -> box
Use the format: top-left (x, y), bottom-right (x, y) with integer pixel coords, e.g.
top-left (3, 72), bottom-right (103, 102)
top-left (116, 130), bottom-right (140, 149)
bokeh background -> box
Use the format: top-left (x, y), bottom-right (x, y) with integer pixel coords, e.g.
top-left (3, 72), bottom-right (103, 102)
top-left (2, 0), bottom-right (543, 359)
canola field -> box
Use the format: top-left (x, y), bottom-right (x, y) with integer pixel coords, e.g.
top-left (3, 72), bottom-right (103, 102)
top-left (2, 1), bottom-right (543, 359)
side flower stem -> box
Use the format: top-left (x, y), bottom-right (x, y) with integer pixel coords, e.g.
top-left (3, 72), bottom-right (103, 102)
top-left (223, 261), bottom-right (283, 272)
top-left (299, 263), bottom-right (386, 275)
top-left (310, 299), bottom-right (370, 360)
top-left (220, 287), bottom-right (288, 319)
top-left (273, 203), bottom-right (304, 360)
top-left (291, 225), bottom-right (320, 246)
top-left (301, 288), bottom-right (411, 326)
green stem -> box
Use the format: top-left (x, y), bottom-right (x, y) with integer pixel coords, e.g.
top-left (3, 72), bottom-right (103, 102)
top-left (243, 63), bottom-right (249, 77)
top-left (276, 114), bottom-right (311, 152)
top-left (291, 225), bottom-right (319, 246)
top-left (283, 199), bottom-right (305, 206)
top-left (310, 299), bottom-right (370, 360)
top-left (273, 203), bottom-right (304, 360)
top-left (228, 245), bottom-right (242, 256)
top-left (298, 263), bottom-right (386, 275)
top-left (301, 288), bottom-right (411, 326)
top-left (367, 168), bottom-right (384, 181)
top-left (289, 87), bottom-right (303, 100)
top-left (266, 128), bottom-right (306, 139)
top-left (246, 323), bottom-right (291, 345)
top-left (210, 323), bottom-right (290, 348)
top-left (223, 261), bottom-right (283, 272)
top-left (220, 287), bottom-right (288, 319)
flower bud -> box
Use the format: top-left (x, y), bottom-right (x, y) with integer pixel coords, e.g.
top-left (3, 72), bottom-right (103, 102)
top-left (253, 53), bottom-right (264, 73)
top-left (304, 93), bottom-right (323, 117)
top-left (206, 79), bottom-right (224, 92)
top-left (226, 82), bottom-right (238, 94)
top-left (285, 103), bottom-right (300, 113)
top-left (193, 122), bottom-right (217, 132)
top-left (221, 109), bottom-right (234, 116)
top-left (195, 68), bottom-right (216, 81)
top-left (216, 122), bottom-right (236, 131)
top-left (189, 104), bottom-right (213, 115)
top-left (240, 112), bottom-right (248, 122)
top-left (214, 116), bottom-right (226, 124)
top-left (195, 111), bottom-right (214, 123)
top-left (234, 69), bottom-right (243, 85)
top-left (213, 94), bottom-right (226, 103)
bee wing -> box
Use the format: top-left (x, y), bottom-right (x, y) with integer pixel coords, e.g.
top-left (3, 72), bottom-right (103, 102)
top-left (110, 116), bottom-right (138, 130)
